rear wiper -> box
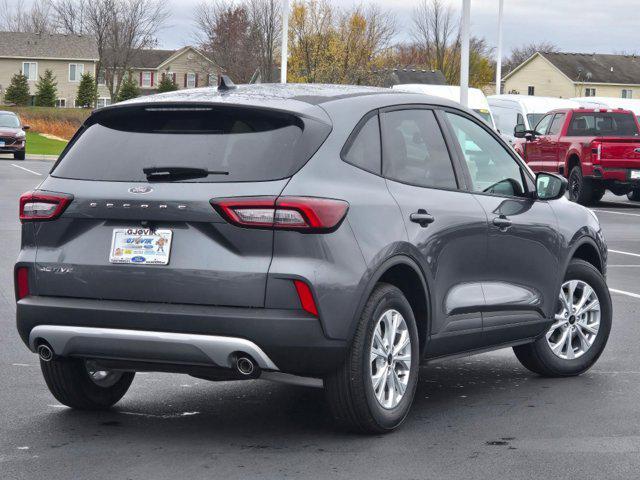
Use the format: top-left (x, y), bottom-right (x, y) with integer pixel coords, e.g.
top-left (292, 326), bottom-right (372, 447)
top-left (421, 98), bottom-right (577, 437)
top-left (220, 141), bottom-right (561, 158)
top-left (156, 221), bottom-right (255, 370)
top-left (143, 166), bottom-right (229, 181)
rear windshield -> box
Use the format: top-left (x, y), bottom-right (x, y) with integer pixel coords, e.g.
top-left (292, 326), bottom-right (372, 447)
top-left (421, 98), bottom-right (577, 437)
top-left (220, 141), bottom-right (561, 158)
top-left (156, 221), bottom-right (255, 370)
top-left (566, 112), bottom-right (639, 137)
top-left (52, 106), bottom-right (330, 182)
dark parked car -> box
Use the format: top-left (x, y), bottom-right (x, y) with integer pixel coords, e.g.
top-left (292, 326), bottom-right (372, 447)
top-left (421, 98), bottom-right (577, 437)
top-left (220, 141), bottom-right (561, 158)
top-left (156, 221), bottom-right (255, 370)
top-left (0, 110), bottom-right (28, 160)
top-left (15, 83), bottom-right (612, 433)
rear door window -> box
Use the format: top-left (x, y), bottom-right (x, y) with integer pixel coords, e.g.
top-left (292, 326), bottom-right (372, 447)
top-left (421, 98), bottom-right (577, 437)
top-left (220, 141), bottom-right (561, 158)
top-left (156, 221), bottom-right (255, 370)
top-left (381, 109), bottom-right (457, 189)
top-left (52, 106), bottom-right (330, 182)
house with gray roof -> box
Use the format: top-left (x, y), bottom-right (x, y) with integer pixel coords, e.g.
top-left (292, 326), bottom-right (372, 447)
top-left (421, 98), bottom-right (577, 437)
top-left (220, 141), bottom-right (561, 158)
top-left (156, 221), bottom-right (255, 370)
top-left (0, 32), bottom-right (217, 107)
top-left (503, 51), bottom-right (640, 99)
top-left (0, 31), bottom-right (99, 107)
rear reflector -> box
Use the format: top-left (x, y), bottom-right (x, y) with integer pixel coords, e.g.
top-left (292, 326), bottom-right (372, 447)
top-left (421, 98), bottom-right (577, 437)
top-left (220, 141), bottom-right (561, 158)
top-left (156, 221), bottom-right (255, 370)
top-left (15, 267), bottom-right (29, 300)
top-left (212, 196), bottom-right (348, 232)
top-left (293, 280), bottom-right (318, 316)
top-left (19, 191), bottom-right (72, 221)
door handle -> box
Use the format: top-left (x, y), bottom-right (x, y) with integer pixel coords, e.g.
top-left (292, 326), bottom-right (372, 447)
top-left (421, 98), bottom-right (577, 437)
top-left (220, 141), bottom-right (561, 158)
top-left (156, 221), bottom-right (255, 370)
top-left (492, 216), bottom-right (512, 230)
top-left (410, 209), bottom-right (435, 227)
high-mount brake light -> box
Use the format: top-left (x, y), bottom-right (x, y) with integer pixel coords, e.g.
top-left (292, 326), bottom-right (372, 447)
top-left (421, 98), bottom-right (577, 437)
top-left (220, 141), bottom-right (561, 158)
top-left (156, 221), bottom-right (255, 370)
top-left (212, 197), bottom-right (349, 232)
top-left (19, 191), bottom-right (72, 221)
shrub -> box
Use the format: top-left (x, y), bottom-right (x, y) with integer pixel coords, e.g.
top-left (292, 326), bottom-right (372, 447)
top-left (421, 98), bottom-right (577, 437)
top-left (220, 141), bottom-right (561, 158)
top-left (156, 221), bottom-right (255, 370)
top-left (157, 74), bottom-right (179, 93)
top-left (117, 72), bottom-right (140, 102)
top-left (76, 73), bottom-right (98, 108)
top-left (35, 69), bottom-right (58, 107)
top-left (5, 72), bottom-right (30, 106)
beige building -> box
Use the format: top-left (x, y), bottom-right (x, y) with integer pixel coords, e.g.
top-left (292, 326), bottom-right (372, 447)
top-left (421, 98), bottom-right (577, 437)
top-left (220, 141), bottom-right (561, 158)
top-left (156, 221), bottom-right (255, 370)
top-left (503, 51), bottom-right (640, 99)
top-left (0, 32), bottom-right (99, 107)
top-left (97, 46), bottom-right (217, 107)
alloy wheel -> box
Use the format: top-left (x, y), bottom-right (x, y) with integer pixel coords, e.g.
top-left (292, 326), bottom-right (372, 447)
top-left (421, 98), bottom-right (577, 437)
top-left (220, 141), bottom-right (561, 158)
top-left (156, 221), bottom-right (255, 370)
top-left (369, 309), bottom-right (412, 409)
top-left (546, 280), bottom-right (601, 360)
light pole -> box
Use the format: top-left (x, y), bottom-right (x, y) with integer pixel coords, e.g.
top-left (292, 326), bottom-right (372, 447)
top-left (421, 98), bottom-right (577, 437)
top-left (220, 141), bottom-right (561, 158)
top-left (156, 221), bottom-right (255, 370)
top-left (281, 0), bottom-right (290, 84)
top-left (495, 0), bottom-right (504, 95)
top-left (460, 0), bottom-right (470, 107)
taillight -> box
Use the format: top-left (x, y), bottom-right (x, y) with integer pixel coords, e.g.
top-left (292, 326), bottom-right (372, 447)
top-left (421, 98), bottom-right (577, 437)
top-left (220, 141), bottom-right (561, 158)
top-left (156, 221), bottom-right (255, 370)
top-left (293, 279), bottom-right (318, 316)
top-left (15, 267), bottom-right (29, 300)
top-left (19, 191), bottom-right (72, 221)
top-left (212, 196), bottom-right (349, 232)
top-left (591, 141), bottom-right (602, 163)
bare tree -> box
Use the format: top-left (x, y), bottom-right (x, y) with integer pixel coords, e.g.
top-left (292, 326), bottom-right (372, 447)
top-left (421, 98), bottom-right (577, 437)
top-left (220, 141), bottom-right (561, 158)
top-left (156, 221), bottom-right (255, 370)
top-left (504, 41), bottom-right (558, 73)
top-left (50, 0), bottom-right (90, 35)
top-left (412, 0), bottom-right (459, 81)
top-left (194, 1), bottom-right (258, 83)
top-left (0, 0), bottom-right (53, 33)
top-left (247, 0), bottom-right (281, 82)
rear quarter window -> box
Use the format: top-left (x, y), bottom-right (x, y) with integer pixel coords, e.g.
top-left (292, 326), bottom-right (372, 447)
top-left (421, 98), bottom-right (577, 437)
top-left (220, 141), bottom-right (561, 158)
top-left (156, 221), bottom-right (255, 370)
top-left (52, 105), bottom-right (331, 182)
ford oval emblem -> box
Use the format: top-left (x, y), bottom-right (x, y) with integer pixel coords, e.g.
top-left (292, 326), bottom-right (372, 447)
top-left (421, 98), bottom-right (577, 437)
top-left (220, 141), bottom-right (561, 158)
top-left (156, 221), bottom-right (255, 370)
top-left (129, 186), bottom-right (153, 194)
top-left (131, 256), bottom-right (146, 263)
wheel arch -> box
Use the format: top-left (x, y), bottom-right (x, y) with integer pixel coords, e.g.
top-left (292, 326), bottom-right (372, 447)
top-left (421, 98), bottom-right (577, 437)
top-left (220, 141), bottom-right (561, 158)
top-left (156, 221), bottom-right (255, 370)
top-left (567, 237), bottom-right (604, 274)
top-left (565, 151), bottom-right (582, 174)
top-left (349, 255), bottom-right (431, 356)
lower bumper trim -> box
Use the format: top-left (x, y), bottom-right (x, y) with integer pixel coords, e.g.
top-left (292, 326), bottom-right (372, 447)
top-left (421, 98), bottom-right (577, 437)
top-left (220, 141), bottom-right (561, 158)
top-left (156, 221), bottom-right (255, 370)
top-left (28, 325), bottom-right (279, 371)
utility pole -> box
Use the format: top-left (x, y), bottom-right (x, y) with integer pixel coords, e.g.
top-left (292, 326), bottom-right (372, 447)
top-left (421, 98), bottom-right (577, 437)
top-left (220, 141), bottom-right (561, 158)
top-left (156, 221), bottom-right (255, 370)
top-left (495, 0), bottom-right (504, 95)
top-left (460, 0), bottom-right (470, 107)
top-left (281, 0), bottom-right (289, 84)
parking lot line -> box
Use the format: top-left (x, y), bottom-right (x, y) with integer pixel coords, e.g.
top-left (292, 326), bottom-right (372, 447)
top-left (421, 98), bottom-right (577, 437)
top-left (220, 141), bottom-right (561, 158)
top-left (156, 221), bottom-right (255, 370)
top-left (594, 209), bottom-right (640, 218)
top-left (610, 288), bottom-right (640, 300)
top-left (609, 249), bottom-right (640, 259)
top-left (10, 163), bottom-right (42, 176)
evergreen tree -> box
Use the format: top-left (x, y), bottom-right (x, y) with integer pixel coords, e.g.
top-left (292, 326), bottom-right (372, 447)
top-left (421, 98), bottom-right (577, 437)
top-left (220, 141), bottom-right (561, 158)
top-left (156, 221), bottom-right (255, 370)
top-left (157, 73), bottom-right (178, 93)
top-left (35, 69), bottom-right (58, 107)
top-left (117, 72), bottom-right (140, 102)
top-left (4, 72), bottom-right (30, 106)
top-left (75, 72), bottom-right (98, 108)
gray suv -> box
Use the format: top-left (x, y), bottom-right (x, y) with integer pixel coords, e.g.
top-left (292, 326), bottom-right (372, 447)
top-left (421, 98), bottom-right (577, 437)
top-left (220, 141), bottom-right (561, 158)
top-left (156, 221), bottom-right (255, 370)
top-left (15, 83), bottom-right (612, 433)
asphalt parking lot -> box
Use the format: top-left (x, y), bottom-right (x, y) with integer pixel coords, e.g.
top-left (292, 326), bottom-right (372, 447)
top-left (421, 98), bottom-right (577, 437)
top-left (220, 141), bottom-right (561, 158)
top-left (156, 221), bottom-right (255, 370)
top-left (2, 158), bottom-right (640, 480)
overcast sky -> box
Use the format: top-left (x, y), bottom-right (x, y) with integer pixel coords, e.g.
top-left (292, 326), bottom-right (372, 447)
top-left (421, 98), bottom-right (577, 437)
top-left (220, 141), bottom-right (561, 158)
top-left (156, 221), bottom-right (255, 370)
top-left (8, 0), bottom-right (640, 55)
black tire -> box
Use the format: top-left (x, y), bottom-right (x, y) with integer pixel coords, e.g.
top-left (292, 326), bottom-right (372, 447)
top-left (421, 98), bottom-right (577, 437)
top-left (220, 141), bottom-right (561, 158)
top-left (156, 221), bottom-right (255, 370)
top-left (513, 259), bottom-right (612, 377)
top-left (628, 188), bottom-right (640, 202)
top-left (590, 188), bottom-right (605, 204)
top-left (14, 150), bottom-right (25, 160)
top-left (324, 283), bottom-right (420, 433)
top-left (568, 166), bottom-right (593, 205)
top-left (40, 356), bottom-right (134, 410)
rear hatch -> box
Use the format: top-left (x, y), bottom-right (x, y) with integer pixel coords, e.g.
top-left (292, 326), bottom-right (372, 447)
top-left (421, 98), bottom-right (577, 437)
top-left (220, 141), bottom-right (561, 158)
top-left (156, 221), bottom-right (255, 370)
top-left (30, 103), bottom-right (330, 307)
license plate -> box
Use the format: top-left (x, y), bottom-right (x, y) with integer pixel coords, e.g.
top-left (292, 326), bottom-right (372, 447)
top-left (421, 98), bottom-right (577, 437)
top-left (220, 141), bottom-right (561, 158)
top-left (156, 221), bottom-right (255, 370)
top-left (631, 170), bottom-right (640, 180)
top-left (109, 228), bottom-right (172, 265)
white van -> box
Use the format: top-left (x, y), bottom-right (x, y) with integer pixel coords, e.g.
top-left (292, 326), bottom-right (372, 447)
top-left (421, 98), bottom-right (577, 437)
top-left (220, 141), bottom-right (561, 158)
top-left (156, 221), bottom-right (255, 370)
top-left (392, 84), bottom-right (496, 129)
top-left (487, 95), bottom-right (580, 144)
top-left (571, 97), bottom-right (640, 122)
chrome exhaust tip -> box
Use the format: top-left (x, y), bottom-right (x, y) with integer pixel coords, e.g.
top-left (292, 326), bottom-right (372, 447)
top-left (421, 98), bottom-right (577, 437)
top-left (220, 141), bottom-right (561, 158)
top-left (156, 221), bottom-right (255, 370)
top-left (236, 356), bottom-right (256, 376)
top-left (37, 343), bottom-right (54, 362)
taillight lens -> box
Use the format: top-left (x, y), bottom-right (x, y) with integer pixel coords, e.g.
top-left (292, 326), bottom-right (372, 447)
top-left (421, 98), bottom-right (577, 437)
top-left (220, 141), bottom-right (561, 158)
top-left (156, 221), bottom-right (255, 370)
top-left (212, 196), bottom-right (349, 232)
top-left (19, 191), bottom-right (72, 221)
top-left (293, 279), bottom-right (318, 316)
top-left (591, 141), bottom-right (602, 163)
top-left (15, 267), bottom-right (29, 300)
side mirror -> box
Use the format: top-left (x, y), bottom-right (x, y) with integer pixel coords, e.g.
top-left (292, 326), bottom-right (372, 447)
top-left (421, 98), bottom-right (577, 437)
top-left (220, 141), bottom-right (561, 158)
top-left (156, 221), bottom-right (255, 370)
top-left (536, 172), bottom-right (567, 201)
top-left (513, 123), bottom-right (526, 138)
top-left (22, 125), bottom-right (30, 130)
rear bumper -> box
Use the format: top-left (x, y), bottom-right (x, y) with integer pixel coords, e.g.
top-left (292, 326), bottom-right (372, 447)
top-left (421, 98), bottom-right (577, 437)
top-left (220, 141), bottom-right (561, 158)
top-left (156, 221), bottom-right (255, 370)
top-left (592, 166), bottom-right (640, 183)
top-left (17, 296), bottom-right (347, 376)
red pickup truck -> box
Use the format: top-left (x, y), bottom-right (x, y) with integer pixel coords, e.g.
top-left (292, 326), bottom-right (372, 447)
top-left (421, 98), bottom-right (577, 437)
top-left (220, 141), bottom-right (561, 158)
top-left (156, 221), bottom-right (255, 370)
top-left (513, 108), bottom-right (640, 205)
